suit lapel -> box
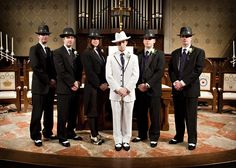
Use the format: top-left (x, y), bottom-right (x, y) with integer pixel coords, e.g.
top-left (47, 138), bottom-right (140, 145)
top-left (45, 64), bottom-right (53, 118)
top-left (41, 48), bottom-right (47, 57)
top-left (175, 48), bottom-right (182, 70)
top-left (138, 53), bottom-right (142, 68)
top-left (114, 53), bottom-right (122, 67)
top-left (92, 50), bottom-right (103, 64)
top-left (37, 43), bottom-right (47, 58)
top-left (114, 52), bottom-right (131, 72)
top-left (183, 46), bottom-right (195, 70)
top-left (61, 46), bottom-right (73, 67)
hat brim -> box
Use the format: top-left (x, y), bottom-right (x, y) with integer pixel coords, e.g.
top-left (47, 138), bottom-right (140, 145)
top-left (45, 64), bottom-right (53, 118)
top-left (60, 34), bottom-right (77, 38)
top-left (112, 36), bottom-right (131, 43)
top-left (35, 32), bottom-right (51, 35)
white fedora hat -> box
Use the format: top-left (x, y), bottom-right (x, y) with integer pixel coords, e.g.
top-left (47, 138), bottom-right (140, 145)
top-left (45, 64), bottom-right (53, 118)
top-left (112, 31), bottom-right (131, 43)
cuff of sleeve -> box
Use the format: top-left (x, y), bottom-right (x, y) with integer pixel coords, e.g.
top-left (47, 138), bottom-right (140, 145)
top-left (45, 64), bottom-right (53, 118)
top-left (145, 83), bottom-right (150, 88)
top-left (180, 80), bottom-right (186, 86)
top-left (173, 80), bottom-right (178, 86)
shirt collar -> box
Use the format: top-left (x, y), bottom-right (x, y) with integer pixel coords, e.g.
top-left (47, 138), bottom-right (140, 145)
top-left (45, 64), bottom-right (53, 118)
top-left (145, 48), bottom-right (154, 54)
top-left (182, 45), bottom-right (191, 53)
top-left (64, 45), bottom-right (72, 51)
top-left (39, 42), bottom-right (46, 49)
top-left (118, 50), bottom-right (128, 56)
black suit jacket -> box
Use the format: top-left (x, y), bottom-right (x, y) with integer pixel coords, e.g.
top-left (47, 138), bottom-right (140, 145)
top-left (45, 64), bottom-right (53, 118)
top-left (29, 43), bottom-right (56, 94)
top-left (81, 47), bottom-right (106, 115)
top-left (82, 47), bottom-right (106, 89)
top-left (137, 49), bottom-right (165, 97)
top-left (168, 45), bottom-right (205, 97)
top-left (53, 46), bottom-right (83, 94)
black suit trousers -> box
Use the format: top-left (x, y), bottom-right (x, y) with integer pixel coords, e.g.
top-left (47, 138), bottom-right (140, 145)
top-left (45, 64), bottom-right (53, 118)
top-left (30, 87), bottom-right (55, 140)
top-left (134, 91), bottom-right (161, 141)
top-left (57, 92), bottom-right (79, 141)
top-left (173, 92), bottom-right (198, 144)
top-left (42, 87), bottom-right (56, 135)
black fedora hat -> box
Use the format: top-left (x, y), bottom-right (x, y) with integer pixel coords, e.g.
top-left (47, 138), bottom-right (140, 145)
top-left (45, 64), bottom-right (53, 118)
top-left (177, 27), bottom-right (194, 36)
top-left (60, 27), bottom-right (77, 38)
top-left (143, 29), bottom-right (156, 39)
top-left (35, 25), bottom-right (51, 35)
top-left (88, 29), bottom-right (102, 38)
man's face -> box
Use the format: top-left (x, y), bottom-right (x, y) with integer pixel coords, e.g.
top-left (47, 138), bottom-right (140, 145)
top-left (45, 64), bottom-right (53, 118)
top-left (117, 40), bottom-right (128, 52)
top-left (180, 35), bottom-right (192, 47)
top-left (64, 36), bottom-right (75, 48)
top-left (143, 38), bottom-right (156, 49)
top-left (38, 34), bottom-right (49, 44)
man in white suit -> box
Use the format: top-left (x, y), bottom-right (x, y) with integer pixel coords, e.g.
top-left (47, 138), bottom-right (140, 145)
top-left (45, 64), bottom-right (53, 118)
top-left (106, 31), bottom-right (139, 151)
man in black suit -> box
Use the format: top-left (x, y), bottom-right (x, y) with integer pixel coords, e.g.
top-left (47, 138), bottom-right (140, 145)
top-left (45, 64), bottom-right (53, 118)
top-left (132, 30), bottom-right (165, 148)
top-left (81, 29), bottom-right (108, 145)
top-left (168, 27), bottom-right (205, 150)
top-left (29, 24), bottom-right (57, 147)
top-left (53, 27), bottom-right (83, 147)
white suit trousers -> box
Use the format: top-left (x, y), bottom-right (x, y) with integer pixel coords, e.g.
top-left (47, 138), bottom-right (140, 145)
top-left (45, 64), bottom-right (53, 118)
top-left (111, 100), bottom-right (134, 144)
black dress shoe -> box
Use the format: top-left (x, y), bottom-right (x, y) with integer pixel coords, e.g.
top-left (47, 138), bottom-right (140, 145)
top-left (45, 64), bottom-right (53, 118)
top-left (188, 143), bottom-right (196, 150)
top-left (115, 143), bottom-right (122, 151)
top-left (34, 140), bottom-right (42, 147)
top-left (150, 141), bottom-right (158, 148)
top-left (123, 143), bottom-right (130, 151)
top-left (132, 137), bottom-right (146, 143)
top-left (44, 134), bottom-right (58, 140)
top-left (59, 140), bottom-right (70, 147)
top-left (169, 139), bottom-right (183, 144)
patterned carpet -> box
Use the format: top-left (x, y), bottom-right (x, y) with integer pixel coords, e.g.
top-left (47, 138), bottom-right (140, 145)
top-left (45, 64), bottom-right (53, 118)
top-left (0, 106), bottom-right (236, 158)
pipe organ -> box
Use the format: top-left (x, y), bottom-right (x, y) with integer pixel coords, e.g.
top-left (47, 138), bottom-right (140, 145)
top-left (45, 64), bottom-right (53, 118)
top-left (132, 0), bottom-right (163, 30)
top-left (76, 0), bottom-right (164, 54)
top-left (77, 0), bottom-right (163, 32)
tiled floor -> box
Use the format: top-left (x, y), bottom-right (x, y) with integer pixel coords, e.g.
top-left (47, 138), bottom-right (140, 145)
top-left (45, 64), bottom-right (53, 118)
top-left (0, 105), bottom-right (236, 159)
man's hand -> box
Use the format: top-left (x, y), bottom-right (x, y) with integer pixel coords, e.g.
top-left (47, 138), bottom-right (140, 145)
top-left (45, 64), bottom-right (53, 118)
top-left (49, 79), bottom-right (56, 88)
top-left (71, 81), bottom-right (80, 91)
top-left (138, 83), bottom-right (148, 92)
top-left (71, 85), bottom-right (78, 91)
top-left (174, 80), bottom-right (184, 91)
top-left (115, 87), bottom-right (129, 97)
top-left (99, 83), bottom-right (108, 91)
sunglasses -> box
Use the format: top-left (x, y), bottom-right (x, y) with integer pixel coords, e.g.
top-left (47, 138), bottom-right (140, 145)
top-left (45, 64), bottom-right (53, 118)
top-left (180, 35), bottom-right (192, 38)
top-left (91, 37), bottom-right (100, 40)
top-left (144, 38), bottom-right (154, 40)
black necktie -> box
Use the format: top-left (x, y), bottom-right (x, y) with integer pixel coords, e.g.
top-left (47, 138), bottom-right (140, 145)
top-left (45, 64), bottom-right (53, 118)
top-left (45, 47), bottom-right (51, 60)
top-left (45, 47), bottom-right (50, 56)
top-left (179, 49), bottom-right (187, 80)
top-left (120, 53), bottom-right (125, 71)
top-left (68, 49), bottom-right (73, 55)
top-left (42, 46), bottom-right (47, 58)
top-left (142, 51), bottom-right (149, 73)
top-left (120, 53), bottom-right (125, 87)
top-left (68, 49), bottom-right (75, 68)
